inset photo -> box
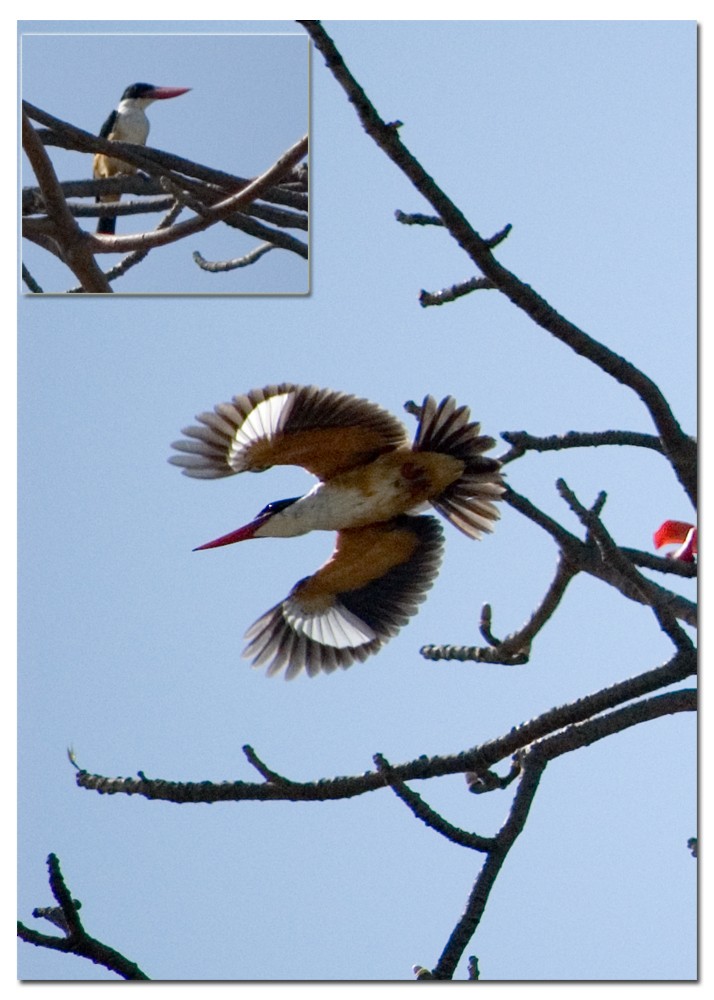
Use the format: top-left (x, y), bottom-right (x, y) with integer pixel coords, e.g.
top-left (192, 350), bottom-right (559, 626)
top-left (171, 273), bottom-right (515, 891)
top-left (21, 29), bottom-right (309, 294)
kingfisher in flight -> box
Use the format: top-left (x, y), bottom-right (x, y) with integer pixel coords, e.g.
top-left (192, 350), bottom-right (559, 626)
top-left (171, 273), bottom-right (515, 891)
top-left (93, 82), bottom-right (190, 235)
top-left (170, 384), bottom-right (504, 679)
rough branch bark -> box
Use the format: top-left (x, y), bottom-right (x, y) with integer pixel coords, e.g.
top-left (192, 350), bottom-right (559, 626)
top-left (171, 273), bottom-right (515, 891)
top-left (17, 855), bottom-right (149, 980)
top-left (22, 100), bottom-right (309, 290)
top-left (72, 648), bottom-right (695, 805)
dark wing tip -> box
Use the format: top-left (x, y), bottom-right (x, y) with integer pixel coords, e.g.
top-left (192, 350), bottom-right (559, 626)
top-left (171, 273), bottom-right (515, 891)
top-left (169, 383), bottom-right (409, 480)
top-left (243, 602), bottom-right (382, 680)
top-left (242, 515), bottom-right (445, 679)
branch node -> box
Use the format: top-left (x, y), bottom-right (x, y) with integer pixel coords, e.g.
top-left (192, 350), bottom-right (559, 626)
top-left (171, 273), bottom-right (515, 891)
top-left (242, 744), bottom-right (295, 786)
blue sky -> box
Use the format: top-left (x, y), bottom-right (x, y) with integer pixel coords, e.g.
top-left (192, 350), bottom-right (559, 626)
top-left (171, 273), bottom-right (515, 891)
top-left (17, 17), bottom-right (696, 987)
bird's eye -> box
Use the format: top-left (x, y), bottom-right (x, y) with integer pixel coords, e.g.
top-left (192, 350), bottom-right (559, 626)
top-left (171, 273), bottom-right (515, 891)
top-left (257, 497), bottom-right (299, 517)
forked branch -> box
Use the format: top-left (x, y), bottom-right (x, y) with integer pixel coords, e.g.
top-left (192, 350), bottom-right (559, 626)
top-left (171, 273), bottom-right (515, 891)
top-left (17, 854), bottom-right (149, 980)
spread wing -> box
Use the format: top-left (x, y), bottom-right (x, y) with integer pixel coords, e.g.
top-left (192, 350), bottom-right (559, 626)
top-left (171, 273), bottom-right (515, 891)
top-left (243, 516), bottom-right (444, 679)
top-left (169, 383), bottom-right (409, 482)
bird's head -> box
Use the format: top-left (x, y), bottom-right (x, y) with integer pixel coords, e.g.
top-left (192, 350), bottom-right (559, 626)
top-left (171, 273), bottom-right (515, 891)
top-left (193, 498), bottom-right (302, 551)
top-left (120, 83), bottom-right (191, 104)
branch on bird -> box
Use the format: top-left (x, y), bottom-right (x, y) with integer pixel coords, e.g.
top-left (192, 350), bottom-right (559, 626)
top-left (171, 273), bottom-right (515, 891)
top-left (22, 99), bottom-right (309, 288)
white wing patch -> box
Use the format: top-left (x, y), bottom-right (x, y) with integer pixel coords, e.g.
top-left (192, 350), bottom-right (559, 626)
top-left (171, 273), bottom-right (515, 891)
top-left (229, 392), bottom-right (293, 466)
top-left (284, 601), bottom-right (377, 648)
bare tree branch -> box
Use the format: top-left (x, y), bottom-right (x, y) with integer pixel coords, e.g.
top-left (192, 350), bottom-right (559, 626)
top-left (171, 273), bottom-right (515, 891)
top-left (22, 99), bottom-right (309, 289)
top-left (23, 101), bottom-right (308, 211)
top-left (423, 554), bottom-right (577, 664)
top-left (72, 647), bottom-right (695, 806)
top-left (299, 20), bottom-right (696, 508)
top-left (419, 276), bottom-right (496, 307)
top-left (503, 485), bottom-right (697, 626)
top-left (21, 263), bottom-right (43, 293)
top-left (22, 112), bottom-right (110, 292)
top-left (373, 753), bottom-right (497, 852)
top-left (620, 547), bottom-right (697, 578)
top-left (499, 428), bottom-right (667, 464)
top-left (82, 135), bottom-right (309, 257)
top-left (434, 749), bottom-right (547, 979)
top-left (66, 201), bottom-right (186, 293)
top-left (17, 854), bottom-right (149, 980)
top-left (556, 479), bottom-right (697, 647)
top-left (436, 688), bottom-right (695, 978)
top-left (193, 243), bottom-right (275, 272)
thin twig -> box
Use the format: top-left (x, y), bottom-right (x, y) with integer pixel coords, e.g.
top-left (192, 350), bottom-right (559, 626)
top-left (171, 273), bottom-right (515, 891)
top-left (499, 428), bottom-right (666, 465)
top-left (425, 555), bottom-right (577, 664)
top-left (374, 754), bottom-right (495, 851)
top-left (21, 263), bottom-right (43, 293)
top-left (193, 244), bottom-right (275, 272)
top-left (504, 485), bottom-right (697, 626)
top-left (395, 209), bottom-right (444, 226)
top-left (419, 277), bottom-right (495, 307)
top-left (242, 744), bottom-right (297, 786)
top-left (557, 478), bottom-right (696, 647)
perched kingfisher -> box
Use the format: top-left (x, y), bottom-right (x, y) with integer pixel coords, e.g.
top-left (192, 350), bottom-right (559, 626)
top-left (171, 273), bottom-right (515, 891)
top-left (169, 384), bottom-right (504, 679)
top-left (93, 83), bottom-right (190, 235)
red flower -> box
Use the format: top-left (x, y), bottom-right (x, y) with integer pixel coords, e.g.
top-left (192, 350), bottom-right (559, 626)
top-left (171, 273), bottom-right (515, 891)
top-left (653, 520), bottom-right (697, 562)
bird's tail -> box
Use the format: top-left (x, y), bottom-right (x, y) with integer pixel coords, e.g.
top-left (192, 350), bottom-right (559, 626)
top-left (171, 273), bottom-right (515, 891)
top-left (93, 153), bottom-right (120, 234)
top-left (96, 196), bottom-right (117, 235)
top-left (411, 395), bottom-right (504, 539)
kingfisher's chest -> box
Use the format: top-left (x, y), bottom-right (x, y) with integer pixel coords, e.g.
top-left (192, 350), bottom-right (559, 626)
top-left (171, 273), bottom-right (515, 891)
top-left (290, 449), bottom-right (464, 532)
top-left (112, 105), bottom-right (150, 145)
